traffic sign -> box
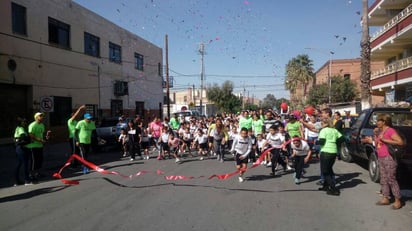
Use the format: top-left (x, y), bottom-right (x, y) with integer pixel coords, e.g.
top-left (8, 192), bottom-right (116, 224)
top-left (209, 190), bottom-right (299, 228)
top-left (40, 96), bottom-right (54, 112)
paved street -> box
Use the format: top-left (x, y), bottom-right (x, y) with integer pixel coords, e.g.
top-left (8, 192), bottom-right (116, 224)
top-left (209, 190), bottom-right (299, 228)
top-left (1, 143), bottom-right (411, 231)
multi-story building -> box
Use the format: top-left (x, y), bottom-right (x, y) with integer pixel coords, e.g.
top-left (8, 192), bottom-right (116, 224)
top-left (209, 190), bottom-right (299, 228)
top-left (369, 0), bottom-right (412, 103)
top-left (313, 58), bottom-right (385, 106)
top-left (0, 0), bottom-right (163, 142)
top-left (291, 57), bottom-right (384, 108)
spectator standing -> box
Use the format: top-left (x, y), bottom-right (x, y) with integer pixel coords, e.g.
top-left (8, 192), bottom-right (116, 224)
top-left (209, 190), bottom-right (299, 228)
top-left (26, 112), bottom-right (48, 183)
top-left (13, 117), bottom-right (31, 185)
top-left (317, 118), bottom-right (343, 196)
top-left (75, 113), bottom-right (96, 174)
top-left (373, 114), bottom-right (403, 210)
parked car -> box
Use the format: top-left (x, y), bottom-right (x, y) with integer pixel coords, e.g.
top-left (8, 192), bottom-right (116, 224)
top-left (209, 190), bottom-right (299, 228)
top-left (340, 107), bottom-right (412, 182)
top-left (173, 110), bottom-right (201, 122)
top-left (93, 117), bottom-right (132, 150)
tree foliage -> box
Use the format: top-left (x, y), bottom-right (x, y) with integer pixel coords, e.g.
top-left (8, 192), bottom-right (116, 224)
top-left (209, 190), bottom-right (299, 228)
top-left (307, 76), bottom-right (358, 106)
top-left (206, 80), bottom-right (241, 113)
top-left (285, 54), bottom-right (315, 104)
top-left (261, 94), bottom-right (289, 111)
top-left (330, 76), bottom-right (358, 103)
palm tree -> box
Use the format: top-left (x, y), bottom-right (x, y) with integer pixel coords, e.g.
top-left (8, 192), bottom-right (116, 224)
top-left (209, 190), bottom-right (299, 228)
top-left (360, 0), bottom-right (371, 109)
top-left (285, 54), bottom-right (315, 105)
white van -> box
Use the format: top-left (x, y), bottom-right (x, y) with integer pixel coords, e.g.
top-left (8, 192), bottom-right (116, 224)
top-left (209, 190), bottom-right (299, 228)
top-left (173, 110), bottom-right (201, 122)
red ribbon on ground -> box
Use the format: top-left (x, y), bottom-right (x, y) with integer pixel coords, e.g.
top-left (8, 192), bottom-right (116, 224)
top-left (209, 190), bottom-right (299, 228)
top-left (53, 154), bottom-right (163, 185)
top-left (53, 148), bottom-right (277, 185)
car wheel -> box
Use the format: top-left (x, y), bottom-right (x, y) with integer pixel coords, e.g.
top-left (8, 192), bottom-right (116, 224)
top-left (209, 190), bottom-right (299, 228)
top-left (368, 152), bottom-right (380, 183)
top-left (339, 142), bottom-right (352, 162)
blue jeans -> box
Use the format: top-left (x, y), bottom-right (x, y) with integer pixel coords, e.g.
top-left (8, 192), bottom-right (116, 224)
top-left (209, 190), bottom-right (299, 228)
top-left (15, 145), bottom-right (30, 183)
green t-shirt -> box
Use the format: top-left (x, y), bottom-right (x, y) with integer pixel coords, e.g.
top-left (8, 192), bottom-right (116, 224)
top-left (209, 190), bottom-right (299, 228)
top-left (14, 126), bottom-right (27, 139)
top-left (239, 116), bottom-right (253, 129)
top-left (286, 121), bottom-right (302, 138)
top-left (318, 127), bottom-right (342, 154)
top-left (75, 120), bottom-right (96, 144)
top-left (67, 118), bottom-right (78, 138)
top-left (252, 119), bottom-right (263, 135)
top-left (26, 121), bottom-right (45, 148)
top-left (170, 117), bottom-right (180, 130)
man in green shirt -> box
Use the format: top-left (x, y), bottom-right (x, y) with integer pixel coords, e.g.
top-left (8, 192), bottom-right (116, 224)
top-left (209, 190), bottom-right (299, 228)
top-left (68, 105), bottom-right (86, 156)
top-left (26, 112), bottom-right (48, 182)
top-left (75, 113), bottom-right (96, 174)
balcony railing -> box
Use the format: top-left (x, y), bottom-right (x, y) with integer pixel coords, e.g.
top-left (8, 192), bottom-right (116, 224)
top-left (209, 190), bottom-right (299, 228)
top-left (371, 56), bottom-right (412, 79)
top-left (371, 3), bottom-right (412, 42)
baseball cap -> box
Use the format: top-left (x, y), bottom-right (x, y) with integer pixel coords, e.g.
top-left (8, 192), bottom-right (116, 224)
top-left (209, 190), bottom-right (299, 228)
top-left (84, 113), bottom-right (93, 119)
top-left (34, 112), bottom-right (45, 119)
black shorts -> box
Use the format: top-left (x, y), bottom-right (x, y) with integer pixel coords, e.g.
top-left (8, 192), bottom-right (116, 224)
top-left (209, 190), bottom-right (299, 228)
top-left (160, 142), bottom-right (169, 152)
top-left (236, 153), bottom-right (248, 165)
top-left (208, 136), bottom-right (214, 143)
top-left (141, 141), bottom-right (149, 149)
top-left (199, 143), bottom-right (208, 149)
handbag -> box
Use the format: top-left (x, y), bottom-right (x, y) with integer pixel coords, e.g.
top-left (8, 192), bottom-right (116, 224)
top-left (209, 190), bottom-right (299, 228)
top-left (15, 134), bottom-right (31, 146)
top-left (387, 143), bottom-right (405, 161)
top-left (385, 128), bottom-right (406, 161)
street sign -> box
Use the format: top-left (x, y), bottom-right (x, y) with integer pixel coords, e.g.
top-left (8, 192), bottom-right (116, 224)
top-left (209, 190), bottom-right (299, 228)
top-left (40, 96), bottom-right (54, 112)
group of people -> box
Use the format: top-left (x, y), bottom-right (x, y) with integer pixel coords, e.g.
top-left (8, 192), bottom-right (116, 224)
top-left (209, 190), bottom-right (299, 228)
top-left (13, 105), bottom-right (404, 209)
top-left (13, 112), bottom-right (50, 185)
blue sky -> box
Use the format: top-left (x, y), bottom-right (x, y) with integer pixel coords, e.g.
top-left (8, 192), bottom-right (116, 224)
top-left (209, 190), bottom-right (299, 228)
top-left (74, 0), bottom-right (374, 100)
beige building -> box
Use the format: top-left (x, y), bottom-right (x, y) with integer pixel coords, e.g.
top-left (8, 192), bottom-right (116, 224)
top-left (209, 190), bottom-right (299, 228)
top-left (0, 0), bottom-right (163, 141)
top-left (369, 0), bottom-right (412, 103)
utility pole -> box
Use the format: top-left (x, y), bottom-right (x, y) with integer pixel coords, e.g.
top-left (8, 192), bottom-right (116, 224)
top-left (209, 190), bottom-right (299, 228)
top-left (199, 43), bottom-right (205, 116)
top-left (192, 84), bottom-right (195, 106)
top-left (165, 34), bottom-right (170, 119)
top-left (242, 81), bottom-right (246, 110)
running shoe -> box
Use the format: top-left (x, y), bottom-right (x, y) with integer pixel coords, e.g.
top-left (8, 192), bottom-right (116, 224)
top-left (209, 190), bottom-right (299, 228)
top-left (238, 176), bottom-right (244, 182)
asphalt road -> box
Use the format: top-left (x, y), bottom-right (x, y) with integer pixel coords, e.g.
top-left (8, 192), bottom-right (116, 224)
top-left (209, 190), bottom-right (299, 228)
top-left (1, 143), bottom-right (411, 231)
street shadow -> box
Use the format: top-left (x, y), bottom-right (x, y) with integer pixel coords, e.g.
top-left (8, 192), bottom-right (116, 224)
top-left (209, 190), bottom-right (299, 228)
top-left (0, 185), bottom-right (70, 203)
top-left (246, 174), bottom-right (279, 181)
top-left (101, 178), bottom-right (276, 193)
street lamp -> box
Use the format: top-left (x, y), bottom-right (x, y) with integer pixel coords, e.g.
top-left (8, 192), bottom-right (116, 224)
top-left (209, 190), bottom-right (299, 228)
top-left (305, 48), bottom-right (334, 104)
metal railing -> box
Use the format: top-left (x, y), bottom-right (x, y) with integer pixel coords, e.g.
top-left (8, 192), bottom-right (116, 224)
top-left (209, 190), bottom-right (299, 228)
top-left (371, 4), bottom-right (412, 42)
top-left (371, 56), bottom-right (412, 79)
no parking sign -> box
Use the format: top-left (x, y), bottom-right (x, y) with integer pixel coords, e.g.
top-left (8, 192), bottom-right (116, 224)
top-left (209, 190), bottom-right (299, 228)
top-left (40, 96), bottom-right (54, 112)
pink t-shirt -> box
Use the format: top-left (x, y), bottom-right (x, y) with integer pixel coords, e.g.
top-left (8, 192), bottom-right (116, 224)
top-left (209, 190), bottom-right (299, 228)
top-left (376, 127), bottom-right (396, 158)
top-left (150, 122), bottom-right (163, 138)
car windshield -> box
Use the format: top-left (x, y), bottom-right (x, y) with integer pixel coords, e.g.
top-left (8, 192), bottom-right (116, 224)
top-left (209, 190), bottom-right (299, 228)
top-left (369, 111), bottom-right (412, 127)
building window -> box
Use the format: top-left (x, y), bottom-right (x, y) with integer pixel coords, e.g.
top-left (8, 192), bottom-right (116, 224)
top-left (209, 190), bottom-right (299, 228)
top-left (344, 74), bottom-right (350, 81)
top-left (11, 2), bottom-right (27, 35)
top-left (109, 42), bottom-right (121, 63)
top-left (48, 17), bottom-right (70, 49)
top-left (158, 62), bottom-right (162, 76)
top-left (134, 53), bottom-right (144, 71)
top-left (84, 32), bottom-right (100, 57)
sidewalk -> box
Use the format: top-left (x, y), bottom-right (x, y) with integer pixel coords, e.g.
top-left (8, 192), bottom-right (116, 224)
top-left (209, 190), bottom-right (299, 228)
top-left (0, 142), bottom-right (120, 188)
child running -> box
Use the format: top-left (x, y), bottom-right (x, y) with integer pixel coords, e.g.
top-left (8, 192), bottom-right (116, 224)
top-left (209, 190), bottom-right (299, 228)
top-left (290, 137), bottom-right (311, 184)
top-left (230, 127), bottom-right (252, 183)
top-left (194, 129), bottom-right (209, 160)
top-left (168, 132), bottom-right (181, 163)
